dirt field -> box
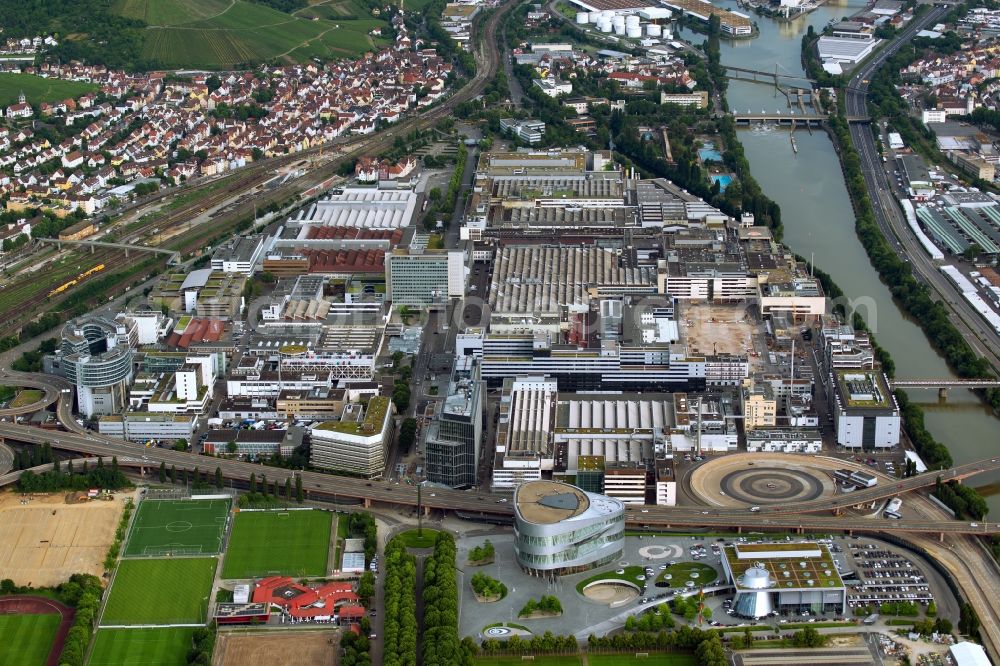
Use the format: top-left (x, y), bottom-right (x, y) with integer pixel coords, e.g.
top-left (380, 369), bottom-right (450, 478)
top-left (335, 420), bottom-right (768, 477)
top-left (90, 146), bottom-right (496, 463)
top-left (681, 302), bottom-right (755, 357)
top-left (0, 489), bottom-right (137, 587)
top-left (215, 630), bottom-right (340, 666)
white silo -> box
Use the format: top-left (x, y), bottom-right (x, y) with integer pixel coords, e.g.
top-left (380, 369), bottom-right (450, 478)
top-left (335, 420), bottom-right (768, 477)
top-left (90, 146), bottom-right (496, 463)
top-left (597, 17), bottom-right (613, 31)
top-left (626, 25), bottom-right (642, 38)
top-left (576, 11), bottom-right (590, 24)
top-left (646, 23), bottom-right (662, 36)
top-left (612, 15), bottom-right (626, 34)
top-left (625, 15), bottom-right (641, 28)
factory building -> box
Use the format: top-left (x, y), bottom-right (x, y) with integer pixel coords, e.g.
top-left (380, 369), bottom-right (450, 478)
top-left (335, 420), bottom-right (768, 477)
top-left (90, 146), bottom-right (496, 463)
top-left (385, 238), bottom-right (465, 307)
top-left (309, 397), bottom-right (394, 477)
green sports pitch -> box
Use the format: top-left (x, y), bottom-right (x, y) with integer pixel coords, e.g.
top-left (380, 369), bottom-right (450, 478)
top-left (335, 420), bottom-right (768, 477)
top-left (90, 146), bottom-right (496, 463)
top-left (123, 498), bottom-right (230, 557)
top-left (222, 509), bottom-right (332, 579)
top-left (101, 558), bottom-right (217, 626)
top-left (0, 614), bottom-right (60, 666)
top-left (89, 627), bottom-right (196, 666)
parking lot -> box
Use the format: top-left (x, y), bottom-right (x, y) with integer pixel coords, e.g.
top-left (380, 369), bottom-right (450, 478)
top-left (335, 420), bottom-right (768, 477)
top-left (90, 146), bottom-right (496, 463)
top-left (845, 542), bottom-right (935, 608)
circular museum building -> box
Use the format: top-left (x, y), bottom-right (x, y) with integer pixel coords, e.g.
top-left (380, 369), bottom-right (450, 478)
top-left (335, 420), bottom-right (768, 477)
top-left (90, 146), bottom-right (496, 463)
top-left (513, 480), bottom-right (625, 576)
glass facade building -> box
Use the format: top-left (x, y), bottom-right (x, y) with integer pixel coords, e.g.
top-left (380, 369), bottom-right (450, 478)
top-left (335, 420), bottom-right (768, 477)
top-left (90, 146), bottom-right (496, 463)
top-left (513, 480), bottom-right (625, 575)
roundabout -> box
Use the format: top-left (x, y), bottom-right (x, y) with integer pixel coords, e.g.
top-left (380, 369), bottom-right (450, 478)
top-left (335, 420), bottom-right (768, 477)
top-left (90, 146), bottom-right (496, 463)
top-left (689, 453), bottom-right (838, 507)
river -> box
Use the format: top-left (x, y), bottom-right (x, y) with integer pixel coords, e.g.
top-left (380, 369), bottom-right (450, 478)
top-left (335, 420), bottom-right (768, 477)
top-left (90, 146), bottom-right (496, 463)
top-left (678, 1), bottom-right (1000, 511)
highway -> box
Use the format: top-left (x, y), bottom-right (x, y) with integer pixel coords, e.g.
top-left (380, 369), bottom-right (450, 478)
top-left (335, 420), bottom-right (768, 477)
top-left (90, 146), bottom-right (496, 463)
top-left (844, 5), bottom-right (1000, 372)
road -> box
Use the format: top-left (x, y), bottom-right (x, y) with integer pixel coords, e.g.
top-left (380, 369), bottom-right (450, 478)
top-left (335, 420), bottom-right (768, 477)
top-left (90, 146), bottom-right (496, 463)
top-left (844, 5), bottom-right (1000, 372)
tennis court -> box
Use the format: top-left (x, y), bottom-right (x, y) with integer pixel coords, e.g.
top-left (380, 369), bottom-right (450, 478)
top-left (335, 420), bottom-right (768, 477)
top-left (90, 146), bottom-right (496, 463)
top-left (123, 498), bottom-right (230, 557)
top-left (222, 510), bottom-right (332, 579)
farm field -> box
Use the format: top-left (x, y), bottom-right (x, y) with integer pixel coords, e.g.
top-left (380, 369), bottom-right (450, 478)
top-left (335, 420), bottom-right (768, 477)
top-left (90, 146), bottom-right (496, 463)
top-left (101, 558), bottom-right (216, 625)
top-left (111, 0), bottom-right (386, 68)
top-left (222, 509), bottom-right (332, 579)
top-left (215, 629), bottom-right (340, 666)
top-left (0, 73), bottom-right (98, 107)
top-left (123, 498), bottom-right (230, 557)
top-left (0, 490), bottom-right (134, 587)
top-left (0, 614), bottom-right (61, 666)
top-left (89, 627), bottom-right (197, 666)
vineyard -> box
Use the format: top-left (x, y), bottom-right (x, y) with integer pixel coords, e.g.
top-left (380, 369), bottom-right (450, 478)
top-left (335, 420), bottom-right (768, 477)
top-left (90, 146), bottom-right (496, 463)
top-left (111, 0), bottom-right (387, 67)
top-left (111, 0), bottom-right (233, 25)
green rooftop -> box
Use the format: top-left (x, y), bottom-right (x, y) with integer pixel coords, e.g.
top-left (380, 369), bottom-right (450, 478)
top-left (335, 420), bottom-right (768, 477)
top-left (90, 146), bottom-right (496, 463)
top-left (314, 396), bottom-right (390, 435)
top-left (723, 543), bottom-right (844, 591)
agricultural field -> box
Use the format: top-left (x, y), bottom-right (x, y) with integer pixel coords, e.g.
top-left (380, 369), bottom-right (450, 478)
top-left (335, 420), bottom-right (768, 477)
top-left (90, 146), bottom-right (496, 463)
top-left (101, 557), bottom-right (216, 625)
top-left (0, 73), bottom-right (98, 108)
top-left (112, 0), bottom-right (232, 25)
top-left (222, 509), bottom-right (332, 579)
top-left (0, 614), bottom-right (61, 666)
top-left (123, 498), bottom-right (230, 557)
top-left (111, 0), bottom-right (387, 68)
top-left (89, 627), bottom-right (197, 666)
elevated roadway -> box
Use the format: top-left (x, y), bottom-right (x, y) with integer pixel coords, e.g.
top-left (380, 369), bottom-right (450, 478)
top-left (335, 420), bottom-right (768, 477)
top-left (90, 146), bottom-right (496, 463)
top-left (0, 419), bottom-right (998, 535)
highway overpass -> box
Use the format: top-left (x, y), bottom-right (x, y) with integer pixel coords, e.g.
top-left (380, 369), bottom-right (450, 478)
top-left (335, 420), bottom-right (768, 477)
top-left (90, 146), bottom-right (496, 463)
top-left (0, 423), bottom-right (997, 537)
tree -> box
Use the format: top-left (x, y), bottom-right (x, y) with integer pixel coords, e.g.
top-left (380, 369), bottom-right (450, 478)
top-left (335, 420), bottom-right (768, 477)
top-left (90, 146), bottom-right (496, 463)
top-left (183, 468), bottom-right (190, 487)
top-left (215, 467), bottom-right (223, 490)
top-left (261, 475), bottom-right (268, 498)
top-left (168, 465), bottom-right (176, 484)
top-left (284, 477), bottom-right (292, 500)
top-left (399, 418), bottom-right (418, 452)
top-left (295, 474), bottom-right (304, 503)
top-left (226, 441), bottom-right (238, 455)
top-left (357, 571), bottom-right (376, 601)
top-left (249, 473), bottom-right (257, 494)
top-left (960, 603), bottom-right (980, 636)
top-left (926, 601), bottom-right (937, 617)
top-left (158, 461), bottom-right (166, 483)
top-left (52, 457), bottom-right (60, 473)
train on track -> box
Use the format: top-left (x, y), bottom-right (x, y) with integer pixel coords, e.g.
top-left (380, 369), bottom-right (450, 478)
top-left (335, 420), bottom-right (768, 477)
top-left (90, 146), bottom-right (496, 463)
top-left (47, 263), bottom-right (106, 298)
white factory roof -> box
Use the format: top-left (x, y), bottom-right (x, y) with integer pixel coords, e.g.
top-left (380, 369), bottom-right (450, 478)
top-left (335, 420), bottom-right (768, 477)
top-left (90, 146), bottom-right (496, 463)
top-left (291, 187), bottom-right (417, 232)
top-left (949, 642), bottom-right (991, 666)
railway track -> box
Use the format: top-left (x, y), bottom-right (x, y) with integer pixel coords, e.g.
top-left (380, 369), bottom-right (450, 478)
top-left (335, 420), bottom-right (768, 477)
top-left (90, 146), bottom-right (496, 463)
top-left (0, 0), bottom-right (515, 337)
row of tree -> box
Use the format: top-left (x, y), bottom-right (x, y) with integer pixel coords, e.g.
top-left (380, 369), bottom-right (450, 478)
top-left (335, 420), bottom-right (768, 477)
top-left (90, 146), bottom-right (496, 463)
top-left (382, 536), bottom-right (418, 666)
top-left (18, 456), bottom-right (130, 493)
top-left (935, 477), bottom-right (989, 520)
top-left (422, 533), bottom-right (472, 665)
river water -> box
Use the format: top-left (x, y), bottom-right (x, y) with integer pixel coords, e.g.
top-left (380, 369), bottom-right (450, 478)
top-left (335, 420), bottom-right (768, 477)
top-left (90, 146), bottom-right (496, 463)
top-left (678, 1), bottom-right (1000, 510)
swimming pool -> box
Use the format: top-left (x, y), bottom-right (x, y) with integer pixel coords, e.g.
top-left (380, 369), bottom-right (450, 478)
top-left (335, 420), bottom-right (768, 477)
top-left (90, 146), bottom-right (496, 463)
top-left (711, 174), bottom-right (733, 191)
top-left (699, 142), bottom-right (723, 162)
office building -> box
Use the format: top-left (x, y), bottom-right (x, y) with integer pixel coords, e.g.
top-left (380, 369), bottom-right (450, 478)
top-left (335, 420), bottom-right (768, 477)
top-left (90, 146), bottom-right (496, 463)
top-left (309, 397), bottom-right (393, 477)
top-left (513, 480), bottom-right (625, 575)
top-left (424, 357), bottom-right (483, 488)
top-left (98, 412), bottom-right (195, 443)
top-left (52, 316), bottom-right (136, 417)
top-left (211, 236), bottom-right (265, 275)
top-left (385, 238), bottom-right (465, 307)
top-left (829, 369), bottom-right (900, 449)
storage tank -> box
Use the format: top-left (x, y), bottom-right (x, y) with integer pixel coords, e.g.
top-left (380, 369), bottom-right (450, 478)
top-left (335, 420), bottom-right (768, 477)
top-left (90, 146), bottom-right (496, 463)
top-left (576, 11), bottom-right (590, 23)
top-left (597, 18), bottom-right (613, 31)
top-left (612, 15), bottom-right (626, 34)
top-left (646, 23), bottom-right (662, 36)
top-left (625, 15), bottom-right (641, 28)
top-left (626, 25), bottom-right (642, 38)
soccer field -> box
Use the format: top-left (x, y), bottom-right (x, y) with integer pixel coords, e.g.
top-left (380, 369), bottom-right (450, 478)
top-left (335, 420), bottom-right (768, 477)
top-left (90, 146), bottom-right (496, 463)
top-left (124, 499), bottom-right (230, 557)
top-left (0, 614), bottom-right (60, 666)
top-left (222, 510), bottom-right (332, 579)
top-left (101, 558), bottom-right (217, 625)
top-left (90, 627), bottom-right (196, 666)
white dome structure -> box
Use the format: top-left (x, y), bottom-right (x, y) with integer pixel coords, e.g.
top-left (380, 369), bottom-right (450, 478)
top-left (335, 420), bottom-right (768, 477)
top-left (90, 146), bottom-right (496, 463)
top-left (733, 567), bottom-right (774, 618)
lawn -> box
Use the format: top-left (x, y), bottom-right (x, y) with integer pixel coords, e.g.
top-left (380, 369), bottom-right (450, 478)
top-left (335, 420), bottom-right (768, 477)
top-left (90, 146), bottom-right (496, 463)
top-left (475, 658), bottom-right (582, 666)
top-left (89, 627), bottom-right (197, 666)
top-left (396, 528), bottom-right (442, 549)
top-left (222, 509), bottom-right (332, 578)
top-left (114, 0), bottom-right (385, 68)
top-left (9, 389), bottom-right (44, 409)
top-left (123, 498), bottom-right (230, 557)
top-left (576, 566), bottom-right (647, 594)
top-left (101, 558), bottom-right (216, 625)
top-left (0, 614), bottom-right (61, 666)
top-left (655, 562), bottom-right (719, 588)
top-left (0, 73), bottom-right (97, 108)
top-left (589, 655), bottom-right (697, 665)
